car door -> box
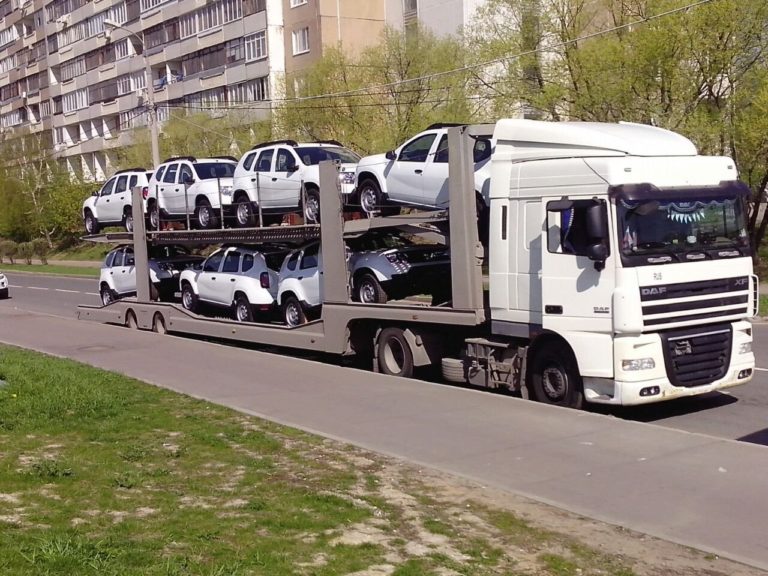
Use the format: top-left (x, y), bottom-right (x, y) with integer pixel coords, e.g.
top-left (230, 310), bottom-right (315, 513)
top-left (419, 134), bottom-right (451, 208)
top-left (108, 174), bottom-right (130, 221)
top-left (269, 147), bottom-right (302, 209)
top-left (250, 148), bottom-right (275, 207)
top-left (112, 248), bottom-right (133, 295)
top-left (298, 243), bottom-right (321, 306)
top-left (387, 133), bottom-right (437, 205)
top-left (177, 163), bottom-right (196, 215)
top-left (158, 163), bottom-right (180, 214)
top-left (197, 250), bottom-right (225, 305)
top-left (94, 177), bottom-right (117, 222)
top-left (218, 249), bottom-right (242, 305)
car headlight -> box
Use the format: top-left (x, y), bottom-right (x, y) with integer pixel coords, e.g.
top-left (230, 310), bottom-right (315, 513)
top-left (339, 172), bottom-right (355, 184)
top-left (739, 342), bottom-right (752, 354)
top-left (622, 358), bottom-right (656, 371)
top-left (220, 186), bottom-right (234, 196)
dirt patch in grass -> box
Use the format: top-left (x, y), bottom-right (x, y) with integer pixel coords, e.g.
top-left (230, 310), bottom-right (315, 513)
top-left (0, 346), bottom-right (763, 576)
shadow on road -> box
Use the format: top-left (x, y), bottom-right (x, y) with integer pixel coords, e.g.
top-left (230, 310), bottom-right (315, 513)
top-left (737, 428), bottom-right (768, 446)
top-left (589, 391), bottom-right (738, 422)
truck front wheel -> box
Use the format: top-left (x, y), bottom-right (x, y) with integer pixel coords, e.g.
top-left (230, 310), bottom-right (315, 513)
top-left (377, 327), bottom-right (414, 378)
top-left (529, 342), bottom-right (583, 409)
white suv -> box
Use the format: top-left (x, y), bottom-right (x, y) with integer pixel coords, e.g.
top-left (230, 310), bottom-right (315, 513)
top-left (179, 246), bottom-right (283, 322)
top-left (230, 140), bottom-right (360, 226)
top-left (146, 156), bottom-right (237, 230)
top-left (82, 168), bottom-right (153, 234)
top-left (0, 271), bottom-right (7, 299)
top-left (353, 124), bottom-right (493, 215)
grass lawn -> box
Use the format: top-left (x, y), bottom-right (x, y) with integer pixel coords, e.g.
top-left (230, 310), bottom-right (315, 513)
top-left (0, 264), bottom-right (99, 278)
top-left (760, 295), bottom-right (768, 317)
top-left (49, 243), bottom-right (112, 262)
top-left (0, 347), bottom-right (667, 576)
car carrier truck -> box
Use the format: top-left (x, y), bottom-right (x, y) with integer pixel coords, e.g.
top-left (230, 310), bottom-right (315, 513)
top-left (78, 120), bottom-right (758, 409)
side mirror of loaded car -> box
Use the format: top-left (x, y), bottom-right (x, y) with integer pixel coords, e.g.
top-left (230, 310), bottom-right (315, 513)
top-left (183, 175), bottom-right (195, 186)
top-left (385, 150), bottom-right (396, 160)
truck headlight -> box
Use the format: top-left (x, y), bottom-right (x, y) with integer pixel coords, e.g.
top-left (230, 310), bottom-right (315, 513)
top-left (622, 358), bottom-right (656, 371)
top-left (739, 342), bottom-right (752, 354)
top-left (220, 186), bottom-right (233, 196)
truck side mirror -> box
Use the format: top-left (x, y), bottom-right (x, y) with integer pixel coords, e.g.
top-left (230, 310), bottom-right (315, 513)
top-left (385, 150), bottom-right (396, 160)
top-left (586, 202), bottom-right (607, 240)
top-left (587, 242), bottom-right (608, 268)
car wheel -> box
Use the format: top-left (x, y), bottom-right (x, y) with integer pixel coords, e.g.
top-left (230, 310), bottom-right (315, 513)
top-left (283, 295), bottom-right (307, 327)
top-left (235, 195), bottom-right (256, 227)
top-left (124, 208), bottom-right (134, 233)
top-left (181, 283), bottom-right (198, 313)
top-left (148, 202), bottom-right (160, 230)
top-left (377, 327), bottom-right (414, 378)
top-left (100, 283), bottom-right (115, 306)
top-left (529, 341), bottom-right (584, 409)
top-left (358, 179), bottom-right (382, 216)
top-left (233, 294), bottom-right (254, 322)
top-left (195, 199), bottom-right (219, 230)
top-left (356, 273), bottom-right (388, 304)
top-left (303, 188), bottom-right (321, 223)
top-left (85, 211), bottom-right (100, 235)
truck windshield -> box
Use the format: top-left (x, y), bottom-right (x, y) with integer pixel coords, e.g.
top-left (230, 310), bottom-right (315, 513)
top-left (617, 193), bottom-right (750, 265)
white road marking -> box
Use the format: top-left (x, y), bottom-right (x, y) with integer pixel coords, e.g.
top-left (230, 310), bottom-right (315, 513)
top-left (27, 286), bottom-right (49, 290)
top-left (86, 292), bottom-right (99, 296)
top-left (754, 367), bottom-right (768, 372)
top-left (55, 289), bottom-right (79, 293)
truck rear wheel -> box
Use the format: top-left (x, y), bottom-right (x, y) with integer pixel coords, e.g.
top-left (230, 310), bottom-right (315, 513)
top-left (377, 327), bottom-right (414, 378)
top-left (529, 342), bottom-right (583, 409)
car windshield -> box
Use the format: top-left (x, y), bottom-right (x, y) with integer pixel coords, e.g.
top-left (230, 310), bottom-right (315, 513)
top-left (617, 194), bottom-right (750, 264)
top-left (348, 232), bottom-right (416, 251)
top-left (295, 147), bottom-right (360, 165)
top-left (193, 162), bottom-right (236, 179)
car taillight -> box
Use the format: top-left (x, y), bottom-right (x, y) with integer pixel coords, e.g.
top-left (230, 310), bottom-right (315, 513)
top-left (142, 186), bottom-right (149, 199)
top-left (260, 271), bottom-right (270, 288)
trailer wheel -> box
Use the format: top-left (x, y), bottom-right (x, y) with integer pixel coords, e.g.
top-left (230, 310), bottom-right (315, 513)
top-left (283, 295), bottom-right (306, 327)
top-left (125, 310), bottom-right (138, 330)
top-left (529, 341), bottom-right (583, 409)
top-left (377, 327), bottom-right (414, 378)
top-left (152, 313), bottom-right (167, 334)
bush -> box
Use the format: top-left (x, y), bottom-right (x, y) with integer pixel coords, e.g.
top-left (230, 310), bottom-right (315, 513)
top-left (31, 238), bottom-right (49, 265)
top-left (0, 240), bottom-right (17, 264)
top-left (17, 242), bottom-right (34, 265)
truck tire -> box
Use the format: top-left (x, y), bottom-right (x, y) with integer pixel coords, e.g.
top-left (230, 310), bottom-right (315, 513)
top-left (283, 295), bottom-right (306, 327)
top-left (377, 327), bottom-right (414, 378)
top-left (152, 313), bottom-right (167, 334)
top-left (529, 341), bottom-right (583, 409)
top-left (181, 283), bottom-right (198, 313)
top-left (84, 211), bottom-right (100, 235)
top-left (356, 273), bottom-right (388, 304)
top-left (233, 294), bottom-right (254, 323)
top-left (125, 310), bottom-right (138, 330)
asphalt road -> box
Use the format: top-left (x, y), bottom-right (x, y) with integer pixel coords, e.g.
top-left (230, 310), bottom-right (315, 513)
top-left (5, 271), bottom-right (768, 445)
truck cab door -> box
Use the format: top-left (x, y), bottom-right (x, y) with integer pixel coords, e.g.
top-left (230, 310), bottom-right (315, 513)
top-left (541, 198), bottom-right (615, 334)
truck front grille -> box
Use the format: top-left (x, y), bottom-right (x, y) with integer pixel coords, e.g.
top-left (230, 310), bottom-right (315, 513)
top-left (660, 325), bottom-right (732, 387)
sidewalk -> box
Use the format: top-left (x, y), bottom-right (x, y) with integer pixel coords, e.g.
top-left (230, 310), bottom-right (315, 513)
top-left (2, 306), bottom-right (768, 570)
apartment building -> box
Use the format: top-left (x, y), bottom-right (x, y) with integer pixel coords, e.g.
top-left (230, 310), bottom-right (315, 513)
top-left (392, 0), bottom-right (487, 36)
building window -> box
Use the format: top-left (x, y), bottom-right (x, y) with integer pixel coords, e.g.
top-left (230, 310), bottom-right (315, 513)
top-left (140, 0), bottom-right (167, 12)
top-left (199, 2), bottom-right (221, 31)
top-left (114, 39), bottom-right (130, 59)
top-left (242, 0), bottom-right (265, 15)
top-left (117, 74), bottom-right (131, 95)
top-left (180, 12), bottom-right (197, 38)
top-left (289, 0), bottom-right (306, 6)
top-left (244, 31), bottom-right (266, 62)
top-left (292, 27), bottom-right (309, 55)
top-left (222, 0), bottom-right (241, 22)
top-left (62, 88), bottom-right (88, 113)
top-left (227, 77), bottom-right (269, 103)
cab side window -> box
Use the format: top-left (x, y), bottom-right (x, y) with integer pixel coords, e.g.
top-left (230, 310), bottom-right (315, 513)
top-left (546, 200), bottom-right (606, 256)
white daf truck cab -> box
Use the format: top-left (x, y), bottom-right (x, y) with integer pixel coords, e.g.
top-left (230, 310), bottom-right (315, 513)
top-left (477, 120), bottom-right (756, 406)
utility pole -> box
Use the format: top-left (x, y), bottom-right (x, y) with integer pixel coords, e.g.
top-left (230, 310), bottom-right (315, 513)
top-left (104, 18), bottom-right (161, 167)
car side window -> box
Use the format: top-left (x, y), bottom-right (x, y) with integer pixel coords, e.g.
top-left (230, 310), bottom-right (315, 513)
top-left (203, 251), bottom-right (224, 272)
top-left (255, 149), bottom-right (274, 172)
top-left (112, 250), bottom-right (124, 267)
top-left (286, 251), bottom-right (299, 271)
top-left (300, 243), bottom-right (319, 270)
top-left (434, 135), bottom-right (449, 163)
top-left (276, 149), bottom-right (297, 172)
top-left (163, 164), bottom-right (179, 184)
top-left (242, 253), bottom-right (254, 273)
top-left (129, 175), bottom-right (138, 189)
top-left (100, 178), bottom-right (116, 196)
top-left (105, 251), bottom-right (115, 267)
top-left (242, 152), bottom-right (257, 171)
top-left (115, 175), bottom-right (128, 194)
top-left (222, 251), bottom-right (241, 273)
top-left (179, 164), bottom-right (194, 184)
top-left (125, 248), bottom-right (135, 266)
top-left (153, 166), bottom-right (166, 181)
top-left (399, 134), bottom-right (437, 162)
